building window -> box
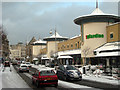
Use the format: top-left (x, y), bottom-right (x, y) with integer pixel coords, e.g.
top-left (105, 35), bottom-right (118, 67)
top-left (75, 43), bottom-right (77, 48)
top-left (110, 33), bottom-right (113, 39)
top-left (64, 45), bottom-right (65, 49)
top-left (71, 44), bottom-right (73, 48)
top-left (67, 44), bottom-right (69, 48)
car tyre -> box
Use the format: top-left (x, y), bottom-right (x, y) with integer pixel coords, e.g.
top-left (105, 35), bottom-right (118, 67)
top-left (19, 70), bottom-right (21, 73)
top-left (32, 79), bottom-right (34, 85)
top-left (55, 83), bottom-right (58, 87)
top-left (63, 75), bottom-right (67, 81)
top-left (36, 81), bottom-right (39, 88)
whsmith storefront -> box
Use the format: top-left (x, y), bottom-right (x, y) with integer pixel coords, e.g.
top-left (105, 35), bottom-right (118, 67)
top-left (74, 6), bottom-right (120, 73)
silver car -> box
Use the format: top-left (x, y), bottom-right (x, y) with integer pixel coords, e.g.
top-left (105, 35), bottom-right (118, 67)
top-left (19, 64), bottom-right (29, 72)
top-left (25, 62), bottom-right (31, 67)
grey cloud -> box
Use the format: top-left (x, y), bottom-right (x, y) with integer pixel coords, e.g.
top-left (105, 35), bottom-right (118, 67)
top-left (2, 2), bottom-right (118, 44)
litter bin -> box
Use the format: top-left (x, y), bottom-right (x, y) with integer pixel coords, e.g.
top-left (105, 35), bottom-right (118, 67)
top-left (83, 67), bottom-right (86, 74)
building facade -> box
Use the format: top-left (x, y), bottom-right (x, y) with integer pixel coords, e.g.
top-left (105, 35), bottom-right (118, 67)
top-left (10, 42), bottom-right (26, 60)
top-left (74, 6), bottom-right (120, 65)
top-left (57, 35), bottom-right (81, 65)
top-left (0, 28), bottom-right (9, 61)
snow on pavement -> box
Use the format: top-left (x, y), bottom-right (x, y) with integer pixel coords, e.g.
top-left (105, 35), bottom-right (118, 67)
top-left (82, 75), bottom-right (119, 85)
top-left (31, 64), bottom-right (120, 86)
top-left (1, 65), bottom-right (32, 89)
top-left (58, 80), bottom-right (101, 90)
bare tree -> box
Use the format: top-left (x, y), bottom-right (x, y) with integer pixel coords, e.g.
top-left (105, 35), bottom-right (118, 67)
top-left (50, 50), bottom-right (54, 58)
top-left (82, 47), bottom-right (90, 66)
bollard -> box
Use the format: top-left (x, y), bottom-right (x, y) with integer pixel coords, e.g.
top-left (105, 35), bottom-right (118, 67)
top-left (83, 67), bottom-right (86, 74)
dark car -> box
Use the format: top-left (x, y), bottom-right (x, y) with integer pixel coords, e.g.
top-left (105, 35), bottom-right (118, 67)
top-left (4, 61), bottom-right (10, 67)
top-left (32, 69), bottom-right (58, 88)
top-left (56, 65), bottom-right (82, 81)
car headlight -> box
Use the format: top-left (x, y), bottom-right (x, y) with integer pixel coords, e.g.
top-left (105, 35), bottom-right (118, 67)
top-left (67, 71), bottom-right (74, 77)
top-left (77, 72), bottom-right (82, 76)
top-left (69, 74), bottom-right (74, 77)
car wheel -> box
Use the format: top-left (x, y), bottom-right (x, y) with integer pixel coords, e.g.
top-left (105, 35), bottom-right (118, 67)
top-left (55, 83), bottom-right (58, 87)
top-left (32, 79), bottom-right (34, 85)
top-left (63, 76), bottom-right (67, 81)
top-left (36, 81), bottom-right (39, 88)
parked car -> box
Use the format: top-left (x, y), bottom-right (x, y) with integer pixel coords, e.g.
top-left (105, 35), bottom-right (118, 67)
top-left (19, 64), bottom-right (29, 73)
top-left (56, 65), bottom-right (82, 81)
top-left (26, 62), bottom-right (31, 67)
top-left (4, 61), bottom-right (10, 67)
top-left (32, 68), bottom-right (58, 87)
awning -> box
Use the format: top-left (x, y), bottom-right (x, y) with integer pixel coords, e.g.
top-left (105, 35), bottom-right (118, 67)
top-left (94, 41), bottom-right (120, 57)
top-left (57, 56), bottom-right (73, 59)
top-left (57, 49), bottom-right (81, 56)
top-left (33, 58), bottom-right (38, 61)
top-left (41, 57), bottom-right (50, 60)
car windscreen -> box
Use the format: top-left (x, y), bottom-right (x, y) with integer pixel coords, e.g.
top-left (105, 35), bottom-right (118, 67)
top-left (66, 65), bottom-right (77, 70)
top-left (26, 63), bottom-right (30, 64)
top-left (40, 70), bottom-right (55, 76)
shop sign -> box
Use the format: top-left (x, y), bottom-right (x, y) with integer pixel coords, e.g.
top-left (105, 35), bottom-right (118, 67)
top-left (86, 34), bottom-right (104, 39)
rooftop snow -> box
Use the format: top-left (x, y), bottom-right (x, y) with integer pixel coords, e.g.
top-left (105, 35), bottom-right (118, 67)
top-left (44, 32), bottom-right (68, 39)
top-left (33, 39), bottom-right (46, 44)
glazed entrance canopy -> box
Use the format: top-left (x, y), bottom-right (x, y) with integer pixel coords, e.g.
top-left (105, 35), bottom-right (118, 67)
top-left (74, 8), bottom-right (120, 25)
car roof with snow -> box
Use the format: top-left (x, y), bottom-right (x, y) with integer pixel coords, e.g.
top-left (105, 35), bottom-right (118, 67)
top-left (59, 65), bottom-right (74, 68)
top-left (20, 64), bottom-right (27, 66)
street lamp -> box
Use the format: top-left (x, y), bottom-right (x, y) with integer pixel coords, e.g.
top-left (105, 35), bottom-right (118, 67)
top-left (49, 28), bottom-right (57, 65)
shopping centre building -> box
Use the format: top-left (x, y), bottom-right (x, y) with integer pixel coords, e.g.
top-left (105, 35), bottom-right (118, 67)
top-left (26, 3), bottom-right (120, 69)
top-left (74, 5), bottom-right (120, 68)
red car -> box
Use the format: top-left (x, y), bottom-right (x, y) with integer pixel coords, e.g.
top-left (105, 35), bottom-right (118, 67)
top-left (32, 69), bottom-right (58, 87)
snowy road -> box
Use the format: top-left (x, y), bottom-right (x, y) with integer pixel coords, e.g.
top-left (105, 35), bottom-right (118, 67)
top-left (14, 65), bottom-right (101, 90)
top-left (1, 64), bottom-right (32, 90)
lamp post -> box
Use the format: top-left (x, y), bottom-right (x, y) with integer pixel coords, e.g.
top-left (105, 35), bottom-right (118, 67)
top-left (49, 28), bottom-right (57, 65)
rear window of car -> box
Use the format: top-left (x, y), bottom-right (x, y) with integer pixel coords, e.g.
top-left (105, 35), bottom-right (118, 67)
top-left (26, 63), bottom-right (30, 64)
top-left (66, 65), bottom-right (77, 70)
top-left (5, 62), bottom-right (9, 64)
top-left (40, 70), bottom-right (55, 76)
top-left (21, 66), bottom-right (27, 67)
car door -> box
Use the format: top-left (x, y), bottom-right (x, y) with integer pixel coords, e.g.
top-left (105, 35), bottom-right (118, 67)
top-left (60, 66), bottom-right (66, 78)
top-left (33, 70), bottom-right (39, 83)
top-left (57, 66), bottom-right (62, 78)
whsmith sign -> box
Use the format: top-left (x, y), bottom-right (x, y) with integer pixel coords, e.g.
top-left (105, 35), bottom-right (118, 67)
top-left (86, 34), bottom-right (104, 39)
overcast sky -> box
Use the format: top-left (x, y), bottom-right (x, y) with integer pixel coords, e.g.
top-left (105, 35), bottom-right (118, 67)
top-left (2, 0), bottom-right (119, 45)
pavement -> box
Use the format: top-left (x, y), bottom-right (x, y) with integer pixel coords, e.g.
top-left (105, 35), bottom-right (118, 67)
top-left (31, 64), bottom-right (120, 86)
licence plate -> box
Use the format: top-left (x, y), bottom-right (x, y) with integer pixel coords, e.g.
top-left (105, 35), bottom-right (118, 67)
top-left (46, 78), bottom-right (52, 80)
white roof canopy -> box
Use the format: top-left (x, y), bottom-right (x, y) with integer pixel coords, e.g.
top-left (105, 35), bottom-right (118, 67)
top-left (57, 49), bottom-right (81, 56)
top-left (33, 39), bottom-right (46, 44)
top-left (44, 32), bottom-right (68, 40)
top-left (33, 58), bottom-right (38, 60)
top-left (94, 41), bottom-right (120, 57)
top-left (41, 57), bottom-right (50, 60)
top-left (57, 55), bottom-right (73, 59)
